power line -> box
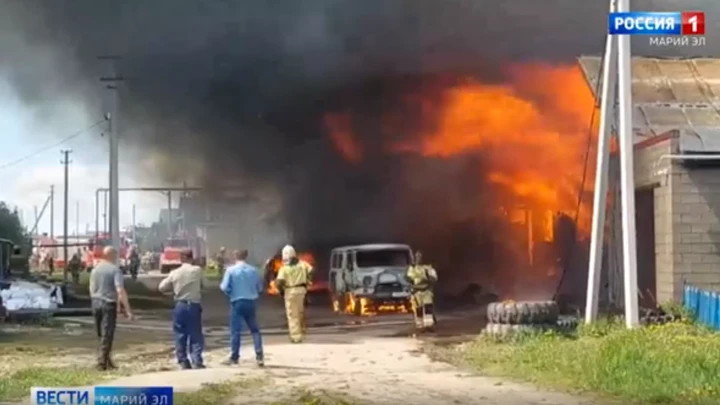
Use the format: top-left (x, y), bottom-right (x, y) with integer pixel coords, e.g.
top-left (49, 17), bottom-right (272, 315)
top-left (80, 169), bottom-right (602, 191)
top-left (0, 120), bottom-right (105, 170)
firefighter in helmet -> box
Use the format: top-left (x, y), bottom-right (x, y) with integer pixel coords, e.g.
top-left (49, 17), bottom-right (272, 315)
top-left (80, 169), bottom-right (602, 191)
top-left (406, 250), bottom-right (438, 330)
top-left (275, 245), bottom-right (314, 343)
top-left (128, 245), bottom-right (140, 280)
top-left (68, 249), bottom-right (83, 284)
top-left (215, 247), bottom-right (227, 277)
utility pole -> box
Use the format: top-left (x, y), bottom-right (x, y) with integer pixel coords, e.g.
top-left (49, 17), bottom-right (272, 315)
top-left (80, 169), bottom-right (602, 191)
top-left (585, 0), bottom-right (618, 324)
top-left (103, 191), bottom-right (108, 234)
top-left (132, 204), bottom-right (136, 242)
top-left (50, 185), bottom-right (55, 239)
top-left (61, 149), bottom-right (72, 281)
top-left (585, 0), bottom-right (639, 329)
top-left (34, 206), bottom-right (39, 234)
top-left (99, 55), bottom-right (123, 254)
top-left (167, 191), bottom-right (173, 238)
top-left (616, 0), bottom-right (640, 329)
top-left (76, 201), bottom-right (80, 237)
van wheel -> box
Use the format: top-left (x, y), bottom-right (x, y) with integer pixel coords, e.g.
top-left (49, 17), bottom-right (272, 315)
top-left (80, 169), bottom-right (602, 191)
top-left (345, 293), bottom-right (362, 316)
top-left (331, 293), bottom-right (342, 313)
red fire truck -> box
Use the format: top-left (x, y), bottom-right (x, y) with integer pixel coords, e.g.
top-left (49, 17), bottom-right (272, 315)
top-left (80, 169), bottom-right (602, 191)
top-left (87, 233), bottom-right (130, 271)
top-left (159, 238), bottom-right (192, 274)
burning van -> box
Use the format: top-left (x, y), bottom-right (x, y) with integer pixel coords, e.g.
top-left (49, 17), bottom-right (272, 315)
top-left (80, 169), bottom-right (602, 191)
top-left (328, 244), bottom-right (413, 316)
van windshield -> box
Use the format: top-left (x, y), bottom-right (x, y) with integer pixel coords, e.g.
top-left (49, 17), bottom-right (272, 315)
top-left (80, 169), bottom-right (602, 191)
top-left (355, 249), bottom-right (410, 268)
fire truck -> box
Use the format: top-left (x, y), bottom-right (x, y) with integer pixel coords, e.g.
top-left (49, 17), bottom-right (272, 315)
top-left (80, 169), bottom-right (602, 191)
top-left (159, 237), bottom-right (192, 274)
top-left (87, 233), bottom-right (130, 272)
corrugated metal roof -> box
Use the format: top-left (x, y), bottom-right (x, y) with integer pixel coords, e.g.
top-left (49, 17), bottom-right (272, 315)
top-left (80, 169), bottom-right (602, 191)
top-left (578, 56), bottom-right (720, 151)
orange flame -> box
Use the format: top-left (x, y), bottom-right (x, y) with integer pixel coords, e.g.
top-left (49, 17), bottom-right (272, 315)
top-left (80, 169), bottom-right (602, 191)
top-left (332, 293), bottom-right (410, 317)
top-left (267, 252), bottom-right (317, 295)
top-left (324, 64), bottom-right (598, 239)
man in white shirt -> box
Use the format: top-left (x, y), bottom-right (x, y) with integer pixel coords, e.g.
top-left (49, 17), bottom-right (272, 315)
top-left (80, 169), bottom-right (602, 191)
top-left (159, 250), bottom-right (206, 370)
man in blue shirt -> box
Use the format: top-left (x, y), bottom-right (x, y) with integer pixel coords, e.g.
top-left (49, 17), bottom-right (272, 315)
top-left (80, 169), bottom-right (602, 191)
top-left (219, 249), bottom-right (264, 366)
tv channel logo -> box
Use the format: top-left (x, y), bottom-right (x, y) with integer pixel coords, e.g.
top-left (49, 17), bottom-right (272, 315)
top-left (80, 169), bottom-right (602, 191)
top-left (609, 11), bottom-right (705, 35)
top-left (32, 386), bottom-right (173, 405)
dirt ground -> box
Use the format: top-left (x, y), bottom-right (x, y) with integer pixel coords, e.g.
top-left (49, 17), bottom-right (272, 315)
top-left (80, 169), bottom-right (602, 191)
top-left (105, 333), bottom-right (606, 405)
top-left (2, 274), bottom-right (603, 404)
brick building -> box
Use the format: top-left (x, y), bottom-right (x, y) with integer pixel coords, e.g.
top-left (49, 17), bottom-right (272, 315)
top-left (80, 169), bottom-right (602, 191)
top-left (579, 56), bottom-right (720, 305)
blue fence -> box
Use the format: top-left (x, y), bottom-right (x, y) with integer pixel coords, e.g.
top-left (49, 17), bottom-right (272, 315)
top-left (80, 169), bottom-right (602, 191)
top-left (683, 284), bottom-right (720, 330)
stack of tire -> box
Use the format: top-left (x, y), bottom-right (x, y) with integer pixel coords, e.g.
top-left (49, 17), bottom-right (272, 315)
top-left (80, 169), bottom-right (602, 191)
top-left (484, 300), bottom-right (560, 338)
top-left (640, 308), bottom-right (682, 325)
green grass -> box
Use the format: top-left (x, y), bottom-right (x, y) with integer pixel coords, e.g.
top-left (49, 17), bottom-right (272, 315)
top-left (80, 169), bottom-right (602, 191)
top-left (447, 320), bottom-right (720, 405)
top-left (202, 266), bottom-right (223, 281)
top-left (0, 367), bottom-right (118, 401)
top-left (174, 378), bottom-right (267, 405)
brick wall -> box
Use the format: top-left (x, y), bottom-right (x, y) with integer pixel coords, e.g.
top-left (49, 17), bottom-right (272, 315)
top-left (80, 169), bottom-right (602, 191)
top-left (631, 131), bottom-right (720, 303)
top-left (669, 157), bottom-right (720, 296)
top-left (634, 136), bottom-right (674, 302)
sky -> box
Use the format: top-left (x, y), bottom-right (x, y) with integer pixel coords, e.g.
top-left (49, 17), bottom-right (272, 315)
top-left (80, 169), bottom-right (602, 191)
top-left (0, 79), bottom-right (169, 236)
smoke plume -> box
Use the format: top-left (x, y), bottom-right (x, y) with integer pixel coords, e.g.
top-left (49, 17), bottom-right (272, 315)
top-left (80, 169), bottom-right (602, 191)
top-left (2, 0), bottom-right (718, 296)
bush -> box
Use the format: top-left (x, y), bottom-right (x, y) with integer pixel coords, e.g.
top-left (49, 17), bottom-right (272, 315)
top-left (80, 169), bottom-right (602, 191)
top-left (460, 321), bottom-right (720, 404)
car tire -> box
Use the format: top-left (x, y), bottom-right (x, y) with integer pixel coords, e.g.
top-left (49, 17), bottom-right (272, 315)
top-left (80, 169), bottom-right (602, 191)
top-left (330, 293), bottom-right (343, 313)
top-left (344, 293), bottom-right (362, 316)
top-left (487, 300), bottom-right (559, 325)
top-left (483, 322), bottom-right (553, 338)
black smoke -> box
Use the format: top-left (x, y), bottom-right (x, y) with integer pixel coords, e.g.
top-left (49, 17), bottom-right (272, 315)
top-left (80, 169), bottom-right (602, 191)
top-left (2, 0), bottom-right (718, 296)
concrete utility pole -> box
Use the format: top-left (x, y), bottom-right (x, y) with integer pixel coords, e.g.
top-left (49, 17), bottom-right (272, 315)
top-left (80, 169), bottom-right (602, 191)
top-left (585, 0), bottom-right (618, 324)
top-left (50, 185), bottom-right (55, 239)
top-left (167, 191), bottom-right (173, 238)
top-left (99, 55), bottom-right (123, 254)
top-left (95, 189), bottom-right (100, 239)
top-left (61, 149), bottom-right (72, 280)
top-left (103, 191), bottom-right (108, 234)
top-left (585, 0), bottom-right (639, 329)
top-left (132, 204), bottom-right (136, 242)
top-left (76, 201), bottom-right (80, 237)
top-left (616, 0), bottom-right (640, 329)
top-left (30, 193), bottom-right (52, 236)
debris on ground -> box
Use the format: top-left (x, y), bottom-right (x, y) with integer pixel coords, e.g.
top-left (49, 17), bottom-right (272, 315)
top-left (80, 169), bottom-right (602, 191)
top-left (0, 280), bottom-right (64, 312)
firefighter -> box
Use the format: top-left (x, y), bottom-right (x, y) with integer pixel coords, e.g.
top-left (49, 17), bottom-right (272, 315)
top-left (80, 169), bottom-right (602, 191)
top-left (44, 249), bottom-right (55, 275)
top-left (128, 246), bottom-right (140, 280)
top-left (215, 247), bottom-right (227, 277)
top-left (275, 245), bottom-right (313, 343)
top-left (141, 251), bottom-right (153, 272)
top-left (68, 250), bottom-right (83, 284)
top-left (406, 251), bottom-right (438, 331)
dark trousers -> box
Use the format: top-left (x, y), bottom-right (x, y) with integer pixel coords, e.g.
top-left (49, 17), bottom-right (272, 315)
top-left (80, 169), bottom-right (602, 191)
top-left (229, 299), bottom-right (264, 361)
top-left (92, 299), bottom-right (117, 366)
top-left (173, 301), bottom-right (204, 366)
